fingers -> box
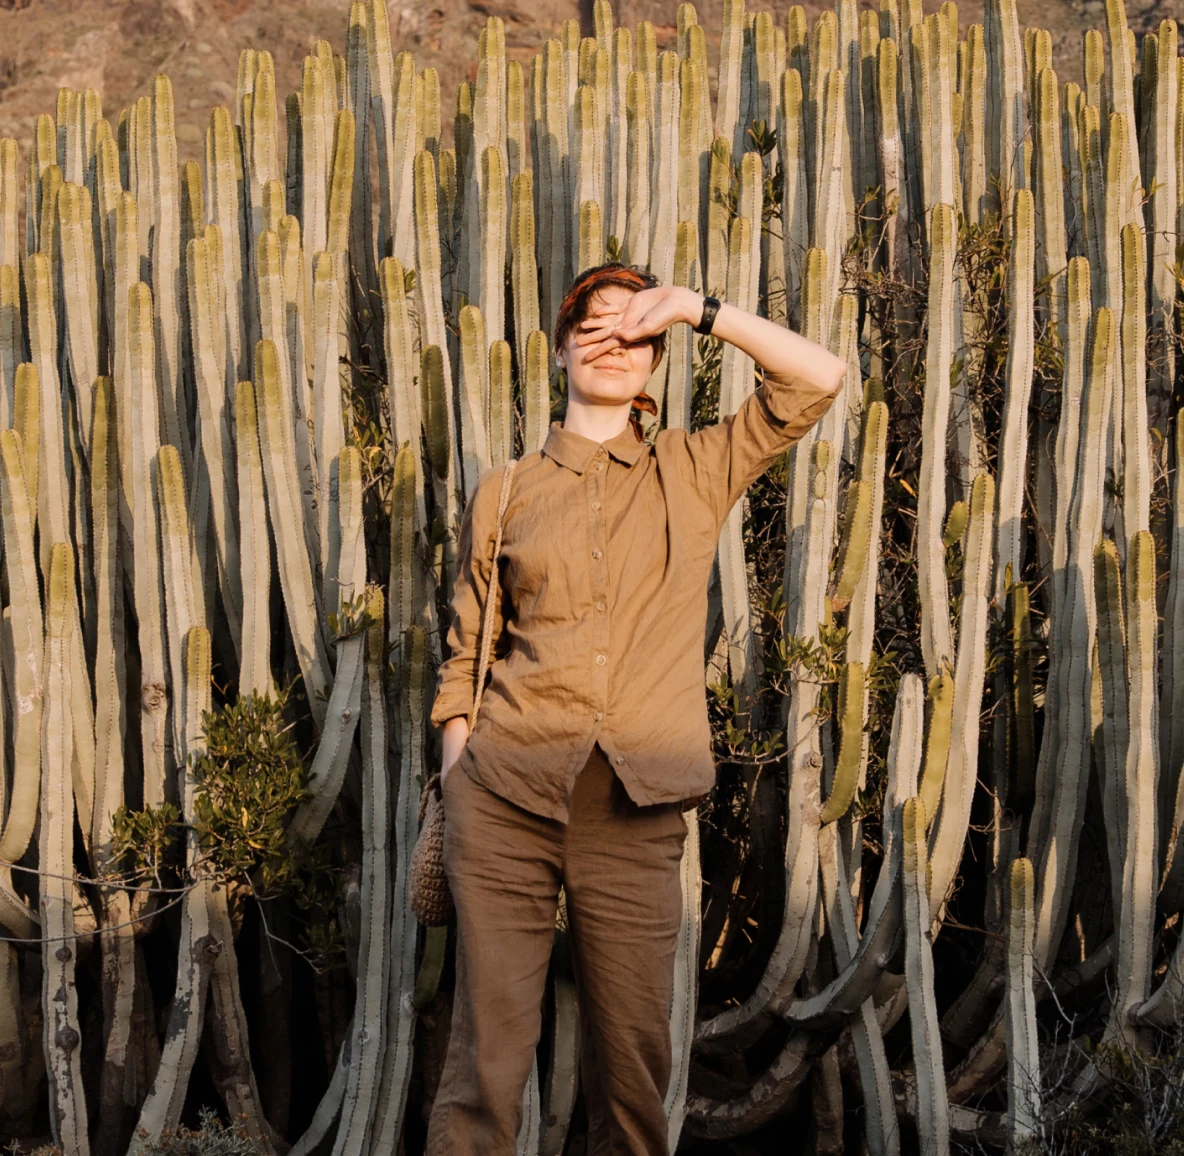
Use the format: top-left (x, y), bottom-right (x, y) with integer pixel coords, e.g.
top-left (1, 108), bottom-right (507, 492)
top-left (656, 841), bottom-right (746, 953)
top-left (579, 337), bottom-right (626, 362)
top-left (573, 320), bottom-right (617, 346)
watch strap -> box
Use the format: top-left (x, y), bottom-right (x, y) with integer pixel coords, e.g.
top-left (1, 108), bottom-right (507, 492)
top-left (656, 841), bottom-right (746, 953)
top-left (694, 295), bottom-right (721, 335)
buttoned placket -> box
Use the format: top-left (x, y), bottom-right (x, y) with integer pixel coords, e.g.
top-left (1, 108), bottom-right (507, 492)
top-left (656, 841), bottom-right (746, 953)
top-left (589, 446), bottom-right (610, 737)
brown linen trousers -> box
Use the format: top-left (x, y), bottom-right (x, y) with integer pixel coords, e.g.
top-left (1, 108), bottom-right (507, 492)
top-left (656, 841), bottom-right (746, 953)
top-left (427, 370), bottom-right (837, 1152)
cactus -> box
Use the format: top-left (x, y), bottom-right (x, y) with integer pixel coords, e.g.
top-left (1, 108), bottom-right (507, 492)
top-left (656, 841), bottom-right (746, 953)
top-left (664, 220), bottom-right (699, 432)
top-left (830, 480), bottom-right (871, 612)
top-left (819, 661), bottom-right (865, 823)
top-left (0, 429), bottom-right (42, 871)
top-left (649, 51), bottom-right (679, 296)
top-left (188, 232), bottom-right (244, 653)
top-left (572, 86), bottom-right (601, 270)
top-left (334, 591), bottom-right (391, 1156)
top-left (458, 305), bottom-right (492, 499)
top-left (984, 0), bottom-right (1025, 204)
top-left (288, 447), bottom-right (365, 845)
top-left (929, 470), bottom-right (994, 922)
top-left (88, 378), bottom-right (139, 1149)
top-left (1032, 67), bottom-right (1066, 584)
top-left (510, 171), bottom-right (540, 379)
top-left (541, 38), bottom-right (571, 332)
top-left (371, 625), bottom-right (428, 1144)
top-left (479, 145), bottom-right (507, 344)
top-left (918, 673), bottom-right (954, 828)
top-left (995, 189), bottom-right (1035, 604)
top-left (1145, 20), bottom-right (1177, 444)
top-left (254, 339), bottom-right (332, 721)
top-left (1033, 308), bottom-right (1113, 968)
top-left (1104, 0), bottom-right (1141, 225)
top-left (577, 199), bottom-right (602, 274)
top-left (131, 627), bottom-right (217, 1153)
top-left (715, 0), bottom-right (744, 155)
top-left (1112, 531), bottom-right (1158, 1044)
top-left (716, 216), bottom-right (759, 706)
top-left (1005, 857), bottom-right (1039, 1146)
top-left (157, 444), bottom-right (203, 789)
top-left (39, 545), bottom-right (89, 1155)
top-left (1120, 221), bottom-right (1149, 541)
top-left (918, 203), bottom-right (955, 682)
top-left (902, 796), bottom-right (949, 1156)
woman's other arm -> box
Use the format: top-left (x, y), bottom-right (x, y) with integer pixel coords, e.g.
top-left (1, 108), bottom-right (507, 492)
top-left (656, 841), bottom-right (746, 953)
top-left (429, 470), bottom-right (505, 779)
top-left (440, 716), bottom-right (470, 785)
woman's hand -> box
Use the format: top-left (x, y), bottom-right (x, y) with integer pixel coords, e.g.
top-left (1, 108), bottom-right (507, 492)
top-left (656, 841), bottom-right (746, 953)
top-left (574, 285), bottom-right (702, 363)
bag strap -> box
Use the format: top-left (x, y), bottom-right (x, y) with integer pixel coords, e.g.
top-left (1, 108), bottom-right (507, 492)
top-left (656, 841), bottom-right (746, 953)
top-left (468, 458), bottom-right (518, 729)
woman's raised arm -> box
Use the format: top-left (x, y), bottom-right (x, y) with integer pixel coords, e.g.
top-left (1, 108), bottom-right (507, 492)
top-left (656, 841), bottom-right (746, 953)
top-left (577, 286), bottom-right (847, 524)
top-left (576, 285), bottom-right (847, 394)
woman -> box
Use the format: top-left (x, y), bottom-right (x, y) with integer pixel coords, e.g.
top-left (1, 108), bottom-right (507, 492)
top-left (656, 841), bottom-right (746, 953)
top-left (427, 264), bottom-right (846, 1154)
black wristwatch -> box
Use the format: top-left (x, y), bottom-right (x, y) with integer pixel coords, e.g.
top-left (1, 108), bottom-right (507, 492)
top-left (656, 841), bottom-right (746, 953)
top-left (694, 295), bottom-right (721, 335)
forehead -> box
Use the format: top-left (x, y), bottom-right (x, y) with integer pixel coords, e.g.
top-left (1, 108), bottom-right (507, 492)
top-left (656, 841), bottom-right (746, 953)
top-left (586, 284), bottom-right (636, 313)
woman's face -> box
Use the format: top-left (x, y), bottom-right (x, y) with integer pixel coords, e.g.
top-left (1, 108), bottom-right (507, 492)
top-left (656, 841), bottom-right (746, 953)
top-left (557, 284), bottom-right (656, 407)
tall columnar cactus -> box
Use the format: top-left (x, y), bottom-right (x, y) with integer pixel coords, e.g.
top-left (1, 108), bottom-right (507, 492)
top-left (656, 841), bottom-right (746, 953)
top-left (995, 188), bottom-right (1035, 604)
top-left (716, 215), bottom-right (759, 706)
top-left (254, 339), bottom-right (332, 722)
top-left (131, 627), bottom-right (218, 1154)
top-left (918, 203), bottom-right (955, 682)
top-left (0, 429), bottom-right (42, 876)
top-left (1034, 308), bottom-right (1113, 969)
top-left (903, 796), bottom-right (949, 1156)
top-left (1005, 857), bottom-right (1039, 1147)
top-left (929, 470), bottom-right (995, 923)
top-left (40, 545), bottom-right (89, 1156)
top-left (1112, 530), bottom-right (1158, 1045)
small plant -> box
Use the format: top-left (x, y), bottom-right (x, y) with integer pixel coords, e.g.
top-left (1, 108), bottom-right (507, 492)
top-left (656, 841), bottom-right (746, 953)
top-left (111, 800), bottom-right (184, 890)
top-left (326, 588), bottom-right (376, 642)
top-left (189, 687), bottom-right (311, 895)
top-left (136, 1107), bottom-right (266, 1154)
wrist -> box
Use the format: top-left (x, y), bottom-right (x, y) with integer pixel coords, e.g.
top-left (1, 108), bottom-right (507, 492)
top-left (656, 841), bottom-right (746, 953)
top-left (679, 287), bottom-right (706, 327)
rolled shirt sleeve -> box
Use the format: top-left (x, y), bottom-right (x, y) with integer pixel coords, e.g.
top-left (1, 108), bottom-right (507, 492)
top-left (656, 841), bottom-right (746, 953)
top-left (429, 466), bottom-right (511, 728)
top-left (682, 367), bottom-right (840, 526)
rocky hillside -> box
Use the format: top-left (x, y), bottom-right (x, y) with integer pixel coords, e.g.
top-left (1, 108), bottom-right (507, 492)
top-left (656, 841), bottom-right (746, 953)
top-left (0, 0), bottom-right (1173, 164)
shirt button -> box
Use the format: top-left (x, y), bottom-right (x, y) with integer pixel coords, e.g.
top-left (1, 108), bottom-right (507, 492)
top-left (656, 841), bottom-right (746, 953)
top-left (596, 600), bottom-right (606, 612)
top-left (592, 548), bottom-right (602, 560)
top-left (594, 711), bottom-right (603, 721)
top-left (594, 461), bottom-right (604, 472)
top-left (591, 501), bottom-right (601, 512)
top-left (615, 756), bottom-right (625, 766)
top-left (595, 654), bottom-right (607, 666)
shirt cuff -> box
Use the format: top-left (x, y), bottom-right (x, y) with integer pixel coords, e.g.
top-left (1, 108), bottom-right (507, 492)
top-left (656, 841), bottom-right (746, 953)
top-left (429, 682), bottom-right (474, 729)
top-left (761, 367), bottom-right (836, 392)
top-left (760, 368), bottom-right (839, 425)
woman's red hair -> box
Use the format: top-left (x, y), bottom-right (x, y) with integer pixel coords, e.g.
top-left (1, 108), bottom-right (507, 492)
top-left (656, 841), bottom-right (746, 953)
top-left (553, 263), bottom-right (665, 441)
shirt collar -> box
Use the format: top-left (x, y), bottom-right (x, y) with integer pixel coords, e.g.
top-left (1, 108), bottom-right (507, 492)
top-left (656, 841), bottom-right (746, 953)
top-left (542, 421), bottom-right (645, 473)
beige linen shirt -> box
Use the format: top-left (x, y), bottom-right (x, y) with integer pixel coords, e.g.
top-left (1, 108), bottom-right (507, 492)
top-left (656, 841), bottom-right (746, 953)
top-left (430, 368), bottom-right (838, 822)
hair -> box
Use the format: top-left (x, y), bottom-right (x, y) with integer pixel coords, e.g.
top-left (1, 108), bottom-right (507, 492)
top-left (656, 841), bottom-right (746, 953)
top-left (553, 263), bottom-right (664, 441)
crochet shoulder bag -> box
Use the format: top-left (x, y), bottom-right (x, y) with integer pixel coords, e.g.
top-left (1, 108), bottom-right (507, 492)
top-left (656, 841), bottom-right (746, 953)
top-left (409, 458), bottom-right (518, 926)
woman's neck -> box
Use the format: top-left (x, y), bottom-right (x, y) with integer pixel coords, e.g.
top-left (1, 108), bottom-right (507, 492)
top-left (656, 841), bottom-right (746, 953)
top-left (560, 396), bottom-right (633, 444)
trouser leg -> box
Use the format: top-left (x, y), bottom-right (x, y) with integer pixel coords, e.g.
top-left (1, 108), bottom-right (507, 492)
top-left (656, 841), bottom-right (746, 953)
top-left (564, 747), bottom-right (688, 1156)
top-left (426, 766), bottom-right (563, 1155)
